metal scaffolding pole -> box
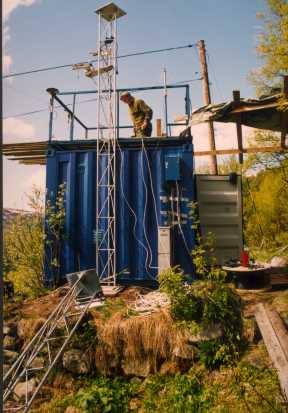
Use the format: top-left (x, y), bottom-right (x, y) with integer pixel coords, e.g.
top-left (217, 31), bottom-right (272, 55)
top-left (95, 3), bottom-right (126, 286)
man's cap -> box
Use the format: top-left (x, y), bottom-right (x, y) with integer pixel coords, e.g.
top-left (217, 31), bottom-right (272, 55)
top-left (120, 91), bottom-right (131, 99)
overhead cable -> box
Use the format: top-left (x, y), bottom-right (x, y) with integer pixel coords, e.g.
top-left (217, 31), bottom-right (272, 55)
top-left (3, 44), bottom-right (196, 79)
top-left (3, 97), bottom-right (98, 120)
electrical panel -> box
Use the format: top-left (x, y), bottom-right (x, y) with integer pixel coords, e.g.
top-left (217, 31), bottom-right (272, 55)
top-left (158, 226), bottom-right (171, 274)
top-left (164, 154), bottom-right (182, 182)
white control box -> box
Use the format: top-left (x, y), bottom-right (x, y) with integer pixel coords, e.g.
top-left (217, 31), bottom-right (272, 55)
top-left (158, 226), bottom-right (171, 274)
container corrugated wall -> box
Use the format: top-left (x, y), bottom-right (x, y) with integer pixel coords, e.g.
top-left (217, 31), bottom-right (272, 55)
top-left (45, 138), bottom-right (195, 285)
top-left (196, 174), bottom-right (243, 265)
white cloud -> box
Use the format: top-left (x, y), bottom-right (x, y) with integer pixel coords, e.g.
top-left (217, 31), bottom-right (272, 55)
top-left (3, 117), bottom-right (36, 143)
top-left (3, 0), bottom-right (38, 23)
top-left (173, 121), bottom-right (255, 170)
top-left (2, 0), bottom-right (39, 74)
top-left (24, 167), bottom-right (46, 195)
top-left (3, 54), bottom-right (12, 73)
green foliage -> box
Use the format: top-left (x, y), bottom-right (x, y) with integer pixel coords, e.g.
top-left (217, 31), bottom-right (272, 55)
top-left (142, 372), bottom-right (217, 413)
top-left (249, 0), bottom-right (288, 96)
top-left (159, 266), bottom-right (202, 324)
top-left (45, 183), bottom-right (66, 286)
top-left (159, 202), bottom-right (244, 368)
top-left (4, 185), bottom-right (66, 298)
top-left (33, 363), bottom-right (286, 413)
top-left (243, 166), bottom-right (288, 253)
top-left (159, 266), bottom-right (243, 368)
top-left (4, 187), bottom-right (46, 297)
top-left (229, 362), bottom-right (284, 413)
top-left (73, 377), bottom-right (140, 413)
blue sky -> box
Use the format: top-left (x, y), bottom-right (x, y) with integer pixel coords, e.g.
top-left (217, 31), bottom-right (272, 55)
top-left (3, 0), bottom-right (267, 208)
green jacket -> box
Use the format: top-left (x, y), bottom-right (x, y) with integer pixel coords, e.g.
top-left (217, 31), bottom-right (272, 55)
top-left (128, 98), bottom-right (153, 132)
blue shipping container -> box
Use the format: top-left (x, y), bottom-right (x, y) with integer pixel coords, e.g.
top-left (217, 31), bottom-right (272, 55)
top-left (45, 137), bottom-right (195, 286)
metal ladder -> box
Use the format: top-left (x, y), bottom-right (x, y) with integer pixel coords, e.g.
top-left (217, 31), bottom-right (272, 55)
top-left (3, 274), bottom-right (103, 412)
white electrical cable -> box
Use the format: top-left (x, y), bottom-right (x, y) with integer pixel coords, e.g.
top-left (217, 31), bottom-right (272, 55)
top-left (175, 181), bottom-right (191, 257)
top-left (116, 138), bottom-right (155, 280)
top-left (141, 138), bottom-right (168, 269)
top-left (141, 138), bottom-right (155, 275)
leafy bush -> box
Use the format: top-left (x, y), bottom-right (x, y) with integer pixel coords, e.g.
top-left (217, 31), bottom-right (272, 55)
top-left (160, 267), bottom-right (243, 369)
top-left (159, 206), bottom-right (243, 370)
top-left (4, 188), bottom-right (46, 297)
top-left (45, 183), bottom-right (67, 286)
top-left (73, 377), bottom-right (140, 413)
top-left (142, 372), bottom-right (217, 413)
top-left (4, 185), bottom-right (66, 298)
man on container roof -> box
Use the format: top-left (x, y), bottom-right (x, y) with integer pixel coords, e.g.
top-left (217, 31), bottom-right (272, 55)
top-left (120, 91), bottom-right (153, 138)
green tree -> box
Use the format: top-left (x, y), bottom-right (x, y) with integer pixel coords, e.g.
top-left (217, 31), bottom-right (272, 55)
top-left (4, 185), bottom-right (66, 298)
top-left (250, 0), bottom-right (288, 96)
top-left (4, 187), bottom-right (46, 297)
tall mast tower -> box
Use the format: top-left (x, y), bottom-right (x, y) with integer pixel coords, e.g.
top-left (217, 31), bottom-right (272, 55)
top-left (94, 3), bottom-right (126, 286)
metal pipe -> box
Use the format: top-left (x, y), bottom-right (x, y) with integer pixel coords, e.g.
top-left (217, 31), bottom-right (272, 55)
top-left (53, 95), bottom-right (87, 130)
top-left (48, 97), bottom-right (54, 142)
top-left (69, 94), bottom-right (76, 141)
top-left (163, 68), bottom-right (168, 136)
top-left (58, 84), bottom-right (189, 96)
top-left (113, 15), bottom-right (117, 286)
top-left (185, 85), bottom-right (190, 124)
top-left (95, 10), bottom-right (101, 278)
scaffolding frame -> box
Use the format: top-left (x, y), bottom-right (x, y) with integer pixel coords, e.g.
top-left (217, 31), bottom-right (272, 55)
top-left (94, 4), bottom-right (125, 286)
top-left (3, 276), bottom-right (103, 413)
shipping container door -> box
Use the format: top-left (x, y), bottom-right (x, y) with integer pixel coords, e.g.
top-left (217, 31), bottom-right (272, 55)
top-left (195, 175), bottom-right (243, 265)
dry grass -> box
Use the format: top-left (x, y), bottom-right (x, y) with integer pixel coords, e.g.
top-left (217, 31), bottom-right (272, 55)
top-left (94, 308), bottom-right (193, 375)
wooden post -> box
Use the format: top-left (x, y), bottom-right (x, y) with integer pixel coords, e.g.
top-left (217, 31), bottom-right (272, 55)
top-left (197, 40), bottom-right (217, 175)
top-left (233, 90), bottom-right (243, 164)
top-left (281, 75), bottom-right (288, 148)
top-left (156, 118), bottom-right (162, 137)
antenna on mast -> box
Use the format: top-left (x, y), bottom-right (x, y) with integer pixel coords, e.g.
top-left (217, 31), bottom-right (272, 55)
top-left (94, 3), bottom-right (126, 286)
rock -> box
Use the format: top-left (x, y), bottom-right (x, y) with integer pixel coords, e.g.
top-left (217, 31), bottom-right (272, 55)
top-left (188, 323), bottom-right (222, 343)
top-left (62, 350), bottom-right (91, 375)
top-left (30, 356), bottom-right (45, 370)
top-left (17, 318), bottom-right (46, 341)
top-left (3, 364), bottom-right (11, 376)
top-left (172, 343), bottom-right (195, 360)
top-left (13, 378), bottom-right (37, 400)
top-left (4, 350), bottom-right (19, 364)
top-left (53, 372), bottom-right (75, 390)
top-left (3, 323), bottom-right (18, 337)
top-left (130, 377), bottom-right (143, 385)
top-left (3, 335), bottom-right (18, 351)
top-left (159, 361), bottom-right (181, 376)
top-left (270, 256), bottom-right (287, 268)
top-left (64, 407), bottom-right (81, 413)
top-left (244, 318), bottom-right (259, 344)
top-left (122, 357), bottom-right (152, 377)
top-left (129, 398), bottom-right (142, 410)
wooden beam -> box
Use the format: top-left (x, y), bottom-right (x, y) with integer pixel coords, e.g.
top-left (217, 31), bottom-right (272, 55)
top-left (233, 90), bottom-right (243, 164)
top-left (265, 307), bottom-right (288, 362)
top-left (194, 145), bottom-right (286, 157)
top-left (156, 118), bottom-right (162, 137)
top-left (255, 303), bottom-right (288, 400)
top-left (197, 40), bottom-right (218, 175)
top-left (281, 75), bottom-right (288, 148)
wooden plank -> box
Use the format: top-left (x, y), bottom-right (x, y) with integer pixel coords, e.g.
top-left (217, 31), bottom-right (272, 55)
top-left (101, 285), bottom-right (124, 297)
top-left (281, 76), bottom-right (288, 148)
top-left (156, 118), bottom-right (162, 137)
top-left (233, 90), bottom-right (243, 164)
top-left (194, 146), bottom-right (287, 156)
top-left (265, 307), bottom-right (288, 362)
top-left (255, 303), bottom-right (288, 400)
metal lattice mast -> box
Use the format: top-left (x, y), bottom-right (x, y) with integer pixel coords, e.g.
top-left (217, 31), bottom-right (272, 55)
top-left (95, 4), bottom-right (126, 286)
